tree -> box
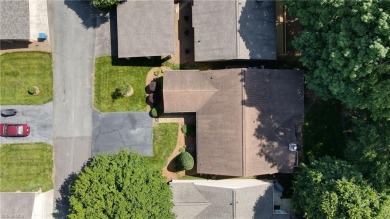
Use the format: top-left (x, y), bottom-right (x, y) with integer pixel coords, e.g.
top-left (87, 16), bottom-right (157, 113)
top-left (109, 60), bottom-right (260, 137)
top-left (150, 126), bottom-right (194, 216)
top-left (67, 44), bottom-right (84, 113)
top-left (285, 0), bottom-right (390, 119)
top-left (292, 156), bottom-right (383, 219)
top-left (92, 0), bottom-right (122, 11)
top-left (68, 150), bottom-right (175, 219)
top-left (345, 119), bottom-right (390, 193)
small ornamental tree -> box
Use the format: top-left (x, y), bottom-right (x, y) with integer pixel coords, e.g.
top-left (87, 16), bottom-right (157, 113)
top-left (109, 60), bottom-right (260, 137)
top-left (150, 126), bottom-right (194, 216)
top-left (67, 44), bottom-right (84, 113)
top-left (68, 150), bottom-right (175, 219)
top-left (150, 108), bottom-right (158, 118)
top-left (178, 151), bottom-right (194, 171)
top-left (92, 0), bottom-right (122, 11)
top-left (292, 156), bottom-right (383, 219)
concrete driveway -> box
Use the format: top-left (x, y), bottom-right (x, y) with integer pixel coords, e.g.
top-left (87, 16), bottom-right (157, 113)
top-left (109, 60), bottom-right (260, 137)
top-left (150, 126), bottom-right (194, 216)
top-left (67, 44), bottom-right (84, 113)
top-left (93, 110), bottom-right (153, 156)
top-left (47, 0), bottom-right (98, 214)
top-left (0, 102), bottom-right (52, 144)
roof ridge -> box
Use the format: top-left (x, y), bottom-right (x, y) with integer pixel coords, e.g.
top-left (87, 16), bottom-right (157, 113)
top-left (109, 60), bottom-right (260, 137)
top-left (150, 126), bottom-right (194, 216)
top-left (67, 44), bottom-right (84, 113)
top-left (235, 0), bottom-right (240, 59)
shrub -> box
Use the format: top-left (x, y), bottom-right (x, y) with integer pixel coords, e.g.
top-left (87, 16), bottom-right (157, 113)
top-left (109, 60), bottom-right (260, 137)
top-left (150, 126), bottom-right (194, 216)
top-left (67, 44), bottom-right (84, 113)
top-left (117, 82), bottom-right (133, 97)
top-left (28, 86), bottom-right (38, 95)
top-left (151, 108), bottom-right (158, 118)
top-left (178, 151), bottom-right (194, 171)
top-left (181, 124), bottom-right (196, 137)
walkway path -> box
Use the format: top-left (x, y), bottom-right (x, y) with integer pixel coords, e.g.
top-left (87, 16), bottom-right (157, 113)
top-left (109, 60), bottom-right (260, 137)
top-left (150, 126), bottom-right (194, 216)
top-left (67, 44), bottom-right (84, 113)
top-left (47, 0), bottom-right (96, 214)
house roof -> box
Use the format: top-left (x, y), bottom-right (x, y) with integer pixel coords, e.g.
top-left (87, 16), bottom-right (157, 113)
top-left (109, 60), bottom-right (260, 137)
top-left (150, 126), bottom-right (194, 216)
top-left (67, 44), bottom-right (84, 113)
top-left (163, 69), bottom-right (304, 176)
top-left (0, 0), bottom-right (30, 40)
top-left (192, 0), bottom-right (276, 61)
top-left (116, 0), bottom-right (174, 58)
top-left (170, 179), bottom-right (274, 219)
top-left (0, 192), bottom-right (36, 218)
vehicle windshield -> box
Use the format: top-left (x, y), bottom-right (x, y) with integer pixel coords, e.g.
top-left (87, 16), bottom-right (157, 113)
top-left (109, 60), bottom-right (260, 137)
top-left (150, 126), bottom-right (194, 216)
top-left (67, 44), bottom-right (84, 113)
top-left (17, 126), bottom-right (23, 135)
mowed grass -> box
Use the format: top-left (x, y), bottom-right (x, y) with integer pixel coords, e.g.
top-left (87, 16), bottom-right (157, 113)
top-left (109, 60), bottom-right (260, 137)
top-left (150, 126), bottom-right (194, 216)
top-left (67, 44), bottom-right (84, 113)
top-left (94, 56), bottom-right (158, 112)
top-left (0, 52), bottom-right (53, 105)
top-left (0, 143), bottom-right (53, 192)
top-left (146, 123), bottom-right (179, 170)
top-left (303, 99), bottom-right (346, 162)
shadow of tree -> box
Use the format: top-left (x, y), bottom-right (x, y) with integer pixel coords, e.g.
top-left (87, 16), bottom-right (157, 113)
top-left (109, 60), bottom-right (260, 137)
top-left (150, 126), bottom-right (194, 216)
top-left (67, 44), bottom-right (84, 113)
top-left (238, 0), bottom-right (276, 60)
top-left (52, 173), bottom-right (77, 218)
top-left (64, 0), bottom-right (109, 29)
top-left (253, 184), bottom-right (274, 218)
top-left (243, 69), bottom-right (304, 171)
top-left (111, 88), bottom-right (123, 101)
top-left (111, 56), bottom-right (163, 67)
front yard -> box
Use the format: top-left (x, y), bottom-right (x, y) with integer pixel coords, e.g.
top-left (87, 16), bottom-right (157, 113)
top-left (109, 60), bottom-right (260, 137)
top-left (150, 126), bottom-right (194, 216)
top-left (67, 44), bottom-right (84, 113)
top-left (0, 143), bottom-right (53, 192)
top-left (94, 56), bottom-right (162, 112)
top-left (0, 52), bottom-right (53, 105)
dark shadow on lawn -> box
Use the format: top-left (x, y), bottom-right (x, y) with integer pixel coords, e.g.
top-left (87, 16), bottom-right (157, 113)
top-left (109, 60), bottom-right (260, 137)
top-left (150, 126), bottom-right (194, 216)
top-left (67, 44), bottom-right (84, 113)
top-left (111, 56), bottom-right (163, 67)
top-left (64, 0), bottom-right (109, 29)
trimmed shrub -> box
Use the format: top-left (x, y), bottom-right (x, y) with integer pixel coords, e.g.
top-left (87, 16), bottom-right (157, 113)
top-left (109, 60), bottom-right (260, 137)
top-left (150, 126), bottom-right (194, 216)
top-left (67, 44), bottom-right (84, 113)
top-left (154, 70), bottom-right (161, 77)
top-left (117, 82), bottom-right (133, 97)
top-left (28, 86), bottom-right (38, 95)
top-left (181, 124), bottom-right (196, 137)
top-left (151, 108), bottom-right (158, 118)
top-left (178, 151), bottom-right (194, 171)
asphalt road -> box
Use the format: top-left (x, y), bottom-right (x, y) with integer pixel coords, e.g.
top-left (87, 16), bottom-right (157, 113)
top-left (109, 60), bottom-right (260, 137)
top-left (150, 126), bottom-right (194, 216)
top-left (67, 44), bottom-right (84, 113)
top-left (0, 103), bottom-right (53, 144)
top-left (47, 0), bottom-right (97, 214)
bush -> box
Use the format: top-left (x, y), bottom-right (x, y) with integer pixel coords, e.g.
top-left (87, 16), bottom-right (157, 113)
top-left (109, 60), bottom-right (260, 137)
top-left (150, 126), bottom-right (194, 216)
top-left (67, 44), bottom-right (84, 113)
top-left (178, 151), bottom-right (194, 171)
top-left (117, 82), bottom-right (133, 97)
top-left (151, 108), bottom-right (158, 118)
top-left (154, 70), bottom-right (161, 77)
top-left (28, 86), bottom-right (38, 95)
top-left (181, 124), bottom-right (196, 137)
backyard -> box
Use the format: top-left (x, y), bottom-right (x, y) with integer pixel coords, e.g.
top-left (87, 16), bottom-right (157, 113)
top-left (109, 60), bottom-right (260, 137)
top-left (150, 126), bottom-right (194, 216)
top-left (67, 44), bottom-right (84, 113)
top-left (0, 52), bottom-right (53, 105)
top-left (0, 143), bottom-right (53, 192)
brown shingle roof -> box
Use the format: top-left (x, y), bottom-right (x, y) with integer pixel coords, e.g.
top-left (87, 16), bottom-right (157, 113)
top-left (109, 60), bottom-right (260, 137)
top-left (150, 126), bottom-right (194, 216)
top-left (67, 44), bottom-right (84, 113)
top-left (163, 69), bottom-right (304, 176)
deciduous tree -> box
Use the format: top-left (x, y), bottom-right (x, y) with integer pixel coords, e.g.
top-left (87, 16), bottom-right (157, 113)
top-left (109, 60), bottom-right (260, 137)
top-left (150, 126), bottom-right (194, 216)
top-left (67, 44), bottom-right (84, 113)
top-left (286, 0), bottom-right (390, 119)
top-left (68, 150), bottom-right (175, 219)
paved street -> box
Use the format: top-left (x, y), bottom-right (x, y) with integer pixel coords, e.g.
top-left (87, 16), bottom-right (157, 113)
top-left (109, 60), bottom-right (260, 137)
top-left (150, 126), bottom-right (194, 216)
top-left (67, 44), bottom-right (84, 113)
top-left (0, 103), bottom-right (53, 144)
top-left (47, 0), bottom-right (97, 215)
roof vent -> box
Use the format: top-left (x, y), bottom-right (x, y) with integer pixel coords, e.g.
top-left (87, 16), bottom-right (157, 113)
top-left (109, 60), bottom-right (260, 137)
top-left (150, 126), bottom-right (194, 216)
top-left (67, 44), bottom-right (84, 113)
top-left (289, 143), bottom-right (297, 152)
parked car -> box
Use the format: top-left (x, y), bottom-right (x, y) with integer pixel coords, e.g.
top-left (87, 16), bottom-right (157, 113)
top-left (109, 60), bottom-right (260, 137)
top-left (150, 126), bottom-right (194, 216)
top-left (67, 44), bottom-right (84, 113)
top-left (0, 123), bottom-right (30, 137)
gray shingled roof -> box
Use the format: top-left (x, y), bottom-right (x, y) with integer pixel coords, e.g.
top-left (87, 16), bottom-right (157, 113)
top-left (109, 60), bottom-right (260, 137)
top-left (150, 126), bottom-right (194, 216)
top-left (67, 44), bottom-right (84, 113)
top-left (163, 69), bottom-right (304, 176)
top-left (192, 0), bottom-right (276, 61)
top-left (170, 180), bottom-right (274, 219)
top-left (0, 0), bottom-right (29, 40)
top-left (116, 0), bottom-right (174, 58)
top-left (0, 192), bottom-right (36, 219)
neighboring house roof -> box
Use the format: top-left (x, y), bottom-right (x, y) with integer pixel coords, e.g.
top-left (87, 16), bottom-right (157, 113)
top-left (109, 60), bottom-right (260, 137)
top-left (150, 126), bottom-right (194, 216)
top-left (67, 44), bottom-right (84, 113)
top-left (192, 0), bottom-right (276, 61)
top-left (170, 179), bottom-right (274, 219)
top-left (0, 0), bottom-right (30, 40)
top-left (116, 0), bottom-right (174, 58)
top-left (0, 192), bottom-right (36, 219)
top-left (163, 69), bottom-right (304, 176)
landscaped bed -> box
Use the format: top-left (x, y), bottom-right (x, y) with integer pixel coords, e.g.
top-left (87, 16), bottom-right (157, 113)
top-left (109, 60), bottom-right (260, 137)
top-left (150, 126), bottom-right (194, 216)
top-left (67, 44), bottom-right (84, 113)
top-left (146, 123), bottom-right (179, 171)
top-left (0, 143), bottom-right (53, 192)
top-left (94, 56), bottom-right (163, 112)
top-left (0, 52), bottom-right (53, 105)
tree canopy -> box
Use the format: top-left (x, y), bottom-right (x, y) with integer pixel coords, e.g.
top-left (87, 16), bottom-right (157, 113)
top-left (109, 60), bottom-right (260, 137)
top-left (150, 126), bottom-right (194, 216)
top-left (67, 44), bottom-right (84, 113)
top-left (345, 119), bottom-right (390, 193)
top-left (68, 150), bottom-right (175, 219)
top-left (286, 0), bottom-right (390, 119)
top-left (92, 0), bottom-right (122, 11)
top-left (292, 156), bottom-right (385, 219)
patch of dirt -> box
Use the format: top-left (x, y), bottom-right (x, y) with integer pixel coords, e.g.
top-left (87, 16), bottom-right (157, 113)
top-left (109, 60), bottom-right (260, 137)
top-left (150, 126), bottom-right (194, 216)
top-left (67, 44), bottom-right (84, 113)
top-left (145, 66), bottom-right (171, 112)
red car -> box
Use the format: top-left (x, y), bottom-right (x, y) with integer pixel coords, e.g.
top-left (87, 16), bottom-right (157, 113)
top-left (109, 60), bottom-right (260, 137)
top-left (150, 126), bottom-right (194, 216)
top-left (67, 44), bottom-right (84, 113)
top-left (0, 124), bottom-right (30, 137)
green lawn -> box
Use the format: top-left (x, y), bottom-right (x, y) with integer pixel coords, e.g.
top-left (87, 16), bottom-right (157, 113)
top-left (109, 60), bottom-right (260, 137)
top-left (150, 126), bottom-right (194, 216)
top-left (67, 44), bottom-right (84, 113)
top-left (0, 143), bottom-right (53, 192)
top-left (303, 98), bottom-right (347, 162)
top-left (0, 52), bottom-right (53, 105)
top-left (146, 123), bottom-right (179, 170)
top-left (94, 56), bottom-right (163, 112)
